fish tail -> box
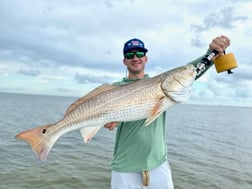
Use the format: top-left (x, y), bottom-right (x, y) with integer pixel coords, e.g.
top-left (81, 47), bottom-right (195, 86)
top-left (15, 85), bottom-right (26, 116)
top-left (15, 124), bottom-right (57, 161)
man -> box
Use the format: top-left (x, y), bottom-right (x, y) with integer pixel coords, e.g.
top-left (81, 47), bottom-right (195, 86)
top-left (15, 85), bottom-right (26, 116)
top-left (105, 36), bottom-right (230, 189)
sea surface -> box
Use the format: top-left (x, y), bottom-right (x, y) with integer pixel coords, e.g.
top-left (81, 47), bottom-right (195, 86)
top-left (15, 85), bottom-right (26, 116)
top-left (0, 92), bottom-right (251, 189)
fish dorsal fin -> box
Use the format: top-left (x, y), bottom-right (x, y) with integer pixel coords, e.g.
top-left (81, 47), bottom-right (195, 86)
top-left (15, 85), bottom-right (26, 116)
top-left (64, 84), bottom-right (117, 116)
top-left (145, 96), bottom-right (166, 126)
top-left (80, 126), bottom-right (102, 143)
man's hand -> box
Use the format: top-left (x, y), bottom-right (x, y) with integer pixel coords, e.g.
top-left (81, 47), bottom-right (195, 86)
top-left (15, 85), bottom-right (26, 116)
top-left (104, 122), bottom-right (118, 131)
top-left (209, 35), bottom-right (230, 58)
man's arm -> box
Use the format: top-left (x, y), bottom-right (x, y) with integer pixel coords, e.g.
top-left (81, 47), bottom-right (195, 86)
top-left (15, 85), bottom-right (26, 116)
top-left (189, 49), bottom-right (213, 80)
top-left (189, 35), bottom-right (231, 80)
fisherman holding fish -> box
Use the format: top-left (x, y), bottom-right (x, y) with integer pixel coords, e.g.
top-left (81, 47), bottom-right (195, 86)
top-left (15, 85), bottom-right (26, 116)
top-left (104, 36), bottom-right (230, 189)
top-left (15, 35), bottom-right (230, 189)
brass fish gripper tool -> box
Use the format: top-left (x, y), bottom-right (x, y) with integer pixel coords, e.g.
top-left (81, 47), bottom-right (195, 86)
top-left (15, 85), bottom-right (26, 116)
top-left (142, 170), bottom-right (150, 186)
top-left (196, 50), bottom-right (238, 75)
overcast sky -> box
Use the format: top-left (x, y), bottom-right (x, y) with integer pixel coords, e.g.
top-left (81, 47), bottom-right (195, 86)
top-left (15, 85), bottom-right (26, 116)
top-left (0, 0), bottom-right (251, 107)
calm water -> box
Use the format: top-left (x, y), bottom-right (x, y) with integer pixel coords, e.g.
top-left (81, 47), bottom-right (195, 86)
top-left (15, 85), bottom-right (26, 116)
top-left (0, 92), bottom-right (251, 189)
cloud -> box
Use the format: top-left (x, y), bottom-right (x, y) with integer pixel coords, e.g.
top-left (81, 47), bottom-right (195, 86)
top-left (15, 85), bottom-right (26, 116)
top-left (18, 69), bottom-right (40, 76)
top-left (191, 7), bottom-right (247, 33)
top-left (190, 6), bottom-right (248, 48)
top-left (74, 73), bottom-right (115, 84)
top-left (0, 0), bottom-right (251, 106)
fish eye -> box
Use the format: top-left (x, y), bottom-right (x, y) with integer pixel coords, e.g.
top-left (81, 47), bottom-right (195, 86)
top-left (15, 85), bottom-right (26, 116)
top-left (42, 129), bottom-right (47, 134)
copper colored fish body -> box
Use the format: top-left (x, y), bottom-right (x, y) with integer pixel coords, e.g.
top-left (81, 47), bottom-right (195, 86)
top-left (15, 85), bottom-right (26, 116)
top-left (16, 64), bottom-right (196, 161)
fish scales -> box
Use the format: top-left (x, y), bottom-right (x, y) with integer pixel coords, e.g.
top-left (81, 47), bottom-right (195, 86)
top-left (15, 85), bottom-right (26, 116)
top-left (64, 78), bottom-right (163, 125)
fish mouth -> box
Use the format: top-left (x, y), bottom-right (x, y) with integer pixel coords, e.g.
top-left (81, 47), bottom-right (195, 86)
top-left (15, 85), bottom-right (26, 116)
top-left (162, 74), bottom-right (195, 103)
top-left (173, 74), bottom-right (194, 89)
top-left (173, 78), bottom-right (187, 88)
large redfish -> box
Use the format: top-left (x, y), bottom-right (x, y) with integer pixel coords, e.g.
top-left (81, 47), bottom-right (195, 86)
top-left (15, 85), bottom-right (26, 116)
top-left (16, 64), bottom-right (196, 161)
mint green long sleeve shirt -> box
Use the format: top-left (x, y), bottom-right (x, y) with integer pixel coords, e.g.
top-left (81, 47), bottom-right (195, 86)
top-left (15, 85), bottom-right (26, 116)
top-left (111, 50), bottom-right (214, 172)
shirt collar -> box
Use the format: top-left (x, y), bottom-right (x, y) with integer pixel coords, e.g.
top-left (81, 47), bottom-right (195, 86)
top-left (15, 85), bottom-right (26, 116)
top-left (122, 74), bottom-right (150, 82)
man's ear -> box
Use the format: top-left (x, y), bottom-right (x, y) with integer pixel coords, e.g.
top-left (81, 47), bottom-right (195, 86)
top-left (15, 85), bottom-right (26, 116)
top-left (144, 56), bottom-right (148, 64)
top-left (123, 58), bottom-right (127, 66)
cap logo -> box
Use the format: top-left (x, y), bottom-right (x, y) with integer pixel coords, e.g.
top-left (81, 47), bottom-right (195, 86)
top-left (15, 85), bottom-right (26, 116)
top-left (131, 40), bottom-right (139, 46)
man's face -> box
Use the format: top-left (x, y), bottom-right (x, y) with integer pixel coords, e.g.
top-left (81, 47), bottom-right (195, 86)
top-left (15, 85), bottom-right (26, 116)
top-left (123, 50), bottom-right (148, 74)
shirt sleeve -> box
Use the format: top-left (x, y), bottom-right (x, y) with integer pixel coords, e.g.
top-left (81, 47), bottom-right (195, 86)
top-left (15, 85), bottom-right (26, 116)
top-left (188, 49), bottom-right (214, 80)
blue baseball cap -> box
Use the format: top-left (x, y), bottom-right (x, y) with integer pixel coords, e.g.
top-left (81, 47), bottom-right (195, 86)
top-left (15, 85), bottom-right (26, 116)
top-left (123, 38), bottom-right (148, 53)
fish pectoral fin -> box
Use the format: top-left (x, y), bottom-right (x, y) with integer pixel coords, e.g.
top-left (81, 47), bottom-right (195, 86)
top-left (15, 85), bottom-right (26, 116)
top-left (145, 112), bottom-right (163, 127)
top-left (80, 126), bottom-right (102, 143)
top-left (145, 97), bottom-right (165, 126)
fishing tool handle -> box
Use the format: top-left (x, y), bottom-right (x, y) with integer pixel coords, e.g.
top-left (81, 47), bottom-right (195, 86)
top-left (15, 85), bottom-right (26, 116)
top-left (196, 50), bottom-right (238, 75)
